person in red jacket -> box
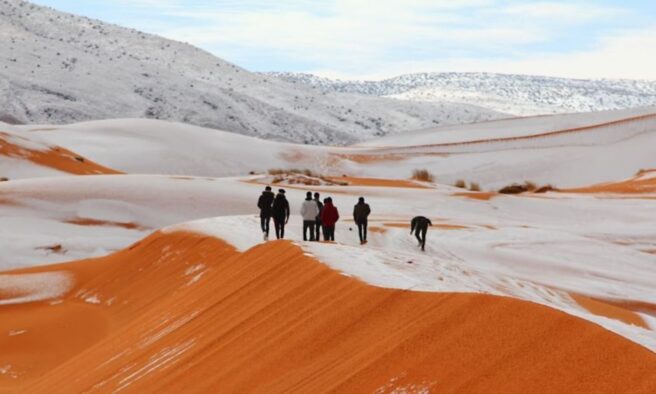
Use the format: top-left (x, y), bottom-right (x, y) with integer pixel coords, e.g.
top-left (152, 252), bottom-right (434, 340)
top-left (320, 197), bottom-right (340, 241)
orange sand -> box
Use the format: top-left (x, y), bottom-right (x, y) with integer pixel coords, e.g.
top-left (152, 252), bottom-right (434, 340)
top-left (565, 169), bottom-right (656, 194)
top-left (0, 132), bottom-right (120, 175)
top-left (326, 176), bottom-right (430, 189)
top-left (571, 294), bottom-right (647, 328)
top-left (1, 232), bottom-right (655, 393)
top-left (65, 218), bottom-right (145, 230)
top-left (454, 191), bottom-right (497, 200)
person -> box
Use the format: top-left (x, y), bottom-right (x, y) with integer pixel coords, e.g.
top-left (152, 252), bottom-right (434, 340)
top-left (410, 216), bottom-right (433, 251)
top-left (320, 197), bottom-right (339, 241)
top-left (300, 191), bottom-right (319, 241)
top-left (353, 197), bottom-right (371, 245)
top-left (313, 192), bottom-right (324, 241)
top-left (257, 186), bottom-right (275, 240)
top-left (271, 189), bottom-right (290, 239)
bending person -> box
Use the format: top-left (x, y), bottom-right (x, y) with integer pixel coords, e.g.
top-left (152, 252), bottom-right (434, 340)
top-left (410, 216), bottom-right (432, 251)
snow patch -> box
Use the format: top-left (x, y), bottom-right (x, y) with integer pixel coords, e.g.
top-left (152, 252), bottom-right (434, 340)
top-left (0, 271), bottom-right (73, 305)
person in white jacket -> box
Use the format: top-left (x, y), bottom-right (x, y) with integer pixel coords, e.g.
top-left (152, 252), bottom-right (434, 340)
top-left (300, 191), bottom-right (320, 241)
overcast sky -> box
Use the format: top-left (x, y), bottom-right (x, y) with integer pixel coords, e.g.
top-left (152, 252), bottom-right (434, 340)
top-left (33, 0), bottom-right (656, 80)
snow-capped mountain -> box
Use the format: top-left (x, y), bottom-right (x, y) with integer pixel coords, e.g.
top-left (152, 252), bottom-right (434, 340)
top-left (0, 0), bottom-right (503, 145)
top-left (267, 72), bottom-right (656, 116)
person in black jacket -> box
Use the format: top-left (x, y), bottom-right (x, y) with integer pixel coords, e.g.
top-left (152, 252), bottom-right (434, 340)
top-left (313, 192), bottom-right (324, 241)
top-left (353, 197), bottom-right (371, 245)
top-left (271, 189), bottom-right (290, 239)
top-left (411, 216), bottom-right (432, 251)
top-left (257, 186), bottom-right (275, 240)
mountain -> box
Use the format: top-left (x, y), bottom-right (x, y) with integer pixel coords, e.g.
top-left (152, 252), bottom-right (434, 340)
top-left (267, 72), bottom-right (656, 116)
top-left (0, 0), bottom-right (503, 145)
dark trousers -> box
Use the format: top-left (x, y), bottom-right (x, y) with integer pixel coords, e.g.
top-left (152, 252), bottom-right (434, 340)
top-left (415, 227), bottom-right (427, 251)
top-left (323, 226), bottom-right (335, 241)
top-left (273, 217), bottom-right (285, 239)
top-left (357, 220), bottom-right (368, 243)
top-left (260, 215), bottom-right (271, 236)
top-left (303, 220), bottom-right (316, 241)
top-left (315, 220), bottom-right (322, 241)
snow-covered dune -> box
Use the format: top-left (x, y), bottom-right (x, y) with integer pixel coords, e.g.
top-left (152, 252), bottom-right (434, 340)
top-left (1, 231), bottom-right (655, 392)
top-left (17, 106), bottom-right (656, 189)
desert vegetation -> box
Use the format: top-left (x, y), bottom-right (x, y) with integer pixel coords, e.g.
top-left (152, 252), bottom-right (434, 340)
top-left (499, 181), bottom-right (557, 194)
top-left (267, 168), bottom-right (348, 186)
top-left (411, 169), bottom-right (435, 183)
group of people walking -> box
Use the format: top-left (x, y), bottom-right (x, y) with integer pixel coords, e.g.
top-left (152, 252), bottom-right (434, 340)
top-left (257, 186), bottom-right (372, 244)
top-left (257, 186), bottom-right (431, 250)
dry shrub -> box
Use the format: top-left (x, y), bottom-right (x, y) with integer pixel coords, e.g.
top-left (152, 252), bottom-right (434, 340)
top-left (268, 168), bottom-right (285, 175)
top-left (535, 184), bottom-right (557, 193)
top-left (454, 179), bottom-right (467, 189)
top-left (524, 181), bottom-right (537, 192)
top-left (412, 169), bottom-right (435, 183)
top-left (320, 176), bottom-right (348, 186)
top-left (499, 181), bottom-right (556, 194)
top-left (499, 183), bottom-right (529, 194)
top-left (469, 182), bottom-right (481, 192)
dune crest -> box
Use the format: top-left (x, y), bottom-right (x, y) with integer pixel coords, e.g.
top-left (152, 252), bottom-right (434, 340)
top-left (1, 231), bottom-right (655, 393)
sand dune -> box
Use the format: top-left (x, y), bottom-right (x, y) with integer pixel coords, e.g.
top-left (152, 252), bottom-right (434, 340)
top-left (0, 129), bottom-right (120, 177)
top-left (2, 108), bottom-right (656, 392)
top-left (18, 107), bottom-right (656, 188)
top-left (565, 169), bottom-right (656, 194)
top-left (2, 231), bottom-right (655, 393)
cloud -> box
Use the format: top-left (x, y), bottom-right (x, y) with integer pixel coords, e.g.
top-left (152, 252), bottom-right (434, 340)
top-left (312, 27), bottom-right (656, 81)
top-left (501, 2), bottom-right (625, 22)
top-left (36, 0), bottom-right (655, 80)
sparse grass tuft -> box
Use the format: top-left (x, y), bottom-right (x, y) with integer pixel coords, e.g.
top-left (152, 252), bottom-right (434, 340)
top-left (535, 184), bottom-right (557, 193)
top-left (524, 181), bottom-right (537, 192)
top-left (469, 182), bottom-right (481, 192)
top-left (499, 181), bottom-right (556, 194)
top-left (411, 169), bottom-right (435, 183)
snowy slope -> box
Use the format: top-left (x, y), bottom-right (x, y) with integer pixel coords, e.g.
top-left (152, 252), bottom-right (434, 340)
top-left (268, 72), bottom-right (656, 116)
top-left (19, 107), bottom-right (656, 188)
top-left (2, 173), bottom-right (654, 351)
top-left (0, 0), bottom-right (502, 145)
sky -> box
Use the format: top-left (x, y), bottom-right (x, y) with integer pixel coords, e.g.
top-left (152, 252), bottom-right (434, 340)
top-left (32, 0), bottom-right (656, 81)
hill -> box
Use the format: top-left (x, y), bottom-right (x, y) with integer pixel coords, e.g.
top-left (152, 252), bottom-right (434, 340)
top-left (0, 0), bottom-right (502, 144)
top-left (268, 72), bottom-right (656, 116)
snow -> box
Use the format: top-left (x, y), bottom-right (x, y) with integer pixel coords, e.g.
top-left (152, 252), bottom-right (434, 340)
top-left (269, 72), bottom-right (656, 116)
top-left (15, 107), bottom-right (656, 190)
top-left (114, 339), bottom-right (196, 392)
top-left (175, 207), bottom-right (656, 351)
top-left (0, 271), bottom-right (73, 305)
